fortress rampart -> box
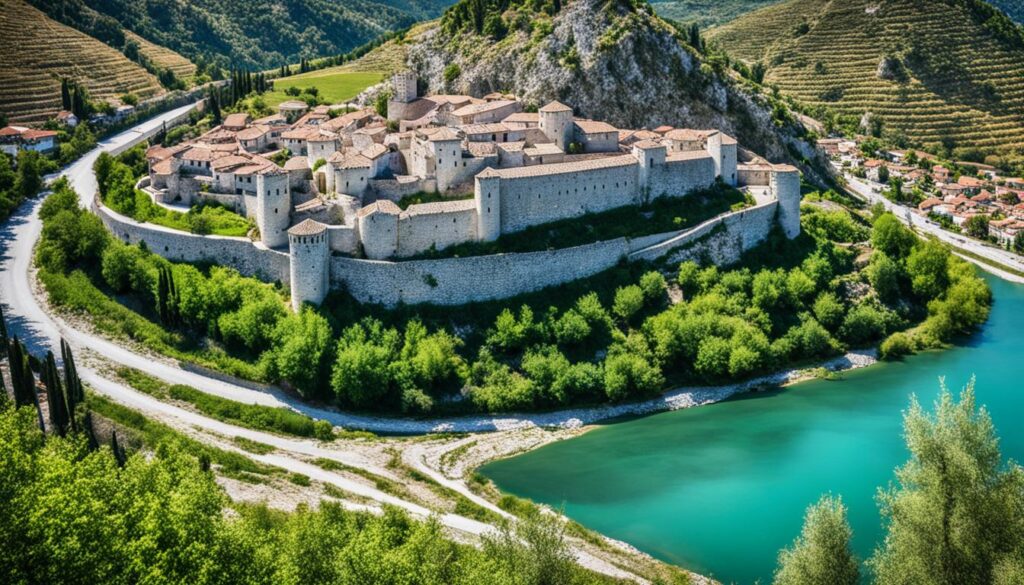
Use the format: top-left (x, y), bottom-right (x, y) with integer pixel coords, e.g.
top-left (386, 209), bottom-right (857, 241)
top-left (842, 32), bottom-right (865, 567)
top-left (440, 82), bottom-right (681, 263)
top-left (123, 73), bottom-right (802, 310)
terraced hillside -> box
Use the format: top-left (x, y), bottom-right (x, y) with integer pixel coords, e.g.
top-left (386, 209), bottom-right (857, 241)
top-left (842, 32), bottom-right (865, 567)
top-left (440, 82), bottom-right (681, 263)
top-left (649, 0), bottom-right (783, 27)
top-left (0, 0), bottom-right (164, 125)
top-left (125, 31), bottom-right (196, 82)
top-left (709, 0), bottom-right (1024, 153)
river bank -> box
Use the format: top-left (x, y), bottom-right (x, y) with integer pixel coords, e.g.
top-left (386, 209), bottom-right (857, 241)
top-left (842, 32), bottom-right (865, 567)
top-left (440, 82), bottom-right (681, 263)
top-left (480, 273), bottom-right (1022, 585)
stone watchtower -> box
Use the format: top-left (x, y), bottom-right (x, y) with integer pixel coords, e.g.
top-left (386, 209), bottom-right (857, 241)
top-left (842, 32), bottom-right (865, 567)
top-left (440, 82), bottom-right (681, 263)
top-left (632, 140), bottom-right (667, 203)
top-left (771, 165), bottom-right (802, 239)
top-left (475, 168), bottom-right (501, 241)
top-left (705, 132), bottom-right (739, 187)
top-left (288, 219), bottom-right (329, 311)
top-left (256, 168), bottom-right (291, 248)
top-left (538, 101), bottom-right (574, 152)
top-left (387, 71), bottom-right (418, 121)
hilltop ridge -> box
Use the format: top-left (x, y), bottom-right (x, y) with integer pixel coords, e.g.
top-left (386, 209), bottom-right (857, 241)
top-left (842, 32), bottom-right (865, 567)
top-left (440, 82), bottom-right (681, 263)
top-left (708, 0), bottom-right (1024, 155)
top-left (368, 0), bottom-right (824, 171)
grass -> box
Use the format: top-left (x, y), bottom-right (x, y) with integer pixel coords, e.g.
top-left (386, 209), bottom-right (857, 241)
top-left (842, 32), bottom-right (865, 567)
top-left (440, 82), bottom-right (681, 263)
top-left (708, 0), bottom-right (1024, 153)
top-left (233, 436), bottom-right (275, 454)
top-left (264, 70), bottom-right (385, 108)
top-left (0, 0), bottom-right (165, 124)
top-left (112, 191), bottom-right (252, 238)
top-left (409, 185), bottom-right (751, 259)
top-left (86, 392), bottom-right (280, 480)
top-left (397, 191), bottom-right (474, 210)
top-left (112, 366), bottom-right (378, 442)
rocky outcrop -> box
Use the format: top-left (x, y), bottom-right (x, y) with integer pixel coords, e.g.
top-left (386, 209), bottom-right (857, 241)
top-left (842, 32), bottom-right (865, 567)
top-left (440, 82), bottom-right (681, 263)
top-left (377, 0), bottom-right (830, 181)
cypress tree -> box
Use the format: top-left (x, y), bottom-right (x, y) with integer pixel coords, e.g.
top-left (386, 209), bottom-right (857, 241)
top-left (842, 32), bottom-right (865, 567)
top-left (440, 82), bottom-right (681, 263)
top-left (83, 410), bottom-right (100, 451)
top-left (61, 339), bottom-right (84, 410)
top-left (110, 431), bottom-right (126, 467)
top-left (157, 266), bottom-right (169, 324)
top-left (9, 338), bottom-right (35, 408)
top-left (61, 79), bottom-right (72, 110)
top-left (43, 351), bottom-right (68, 436)
top-left (0, 359), bottom-right (8, 411)
top-left (0, 303), bottom-right (8, 358)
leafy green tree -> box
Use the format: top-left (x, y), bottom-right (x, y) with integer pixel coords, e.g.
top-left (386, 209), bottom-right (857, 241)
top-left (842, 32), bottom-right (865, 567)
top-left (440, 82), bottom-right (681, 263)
top-left (773, 495), bottom-right (859, 585)
top-left (695, 336), bottom-right (732, 378)
top-left (867, 251), bottom-right (904, 303)
top-left (871, 213), bottom-right (916, 259)
top-left (263, 308), bottom-right (332, 398)
top-left (869, 380), bottom-right (1024, 585)
top-left (812, 291), bottom-right (845, 331)
top-left (964, 214), bottom-right (990, 239)
top-left (487, 305), bottom-right (538, 352)
top-left (907, 240), bottom-right (950, 299)
top-left (639, 271), bottom-right (667, 303)
top-left (677, 261), bottom-right (701, 297)
top-left (612, 285), bottom-right (645, 324)
top-left (330, 318), bottom-right (400, 408)
top-left (603, 342), bottom-right (663, 402)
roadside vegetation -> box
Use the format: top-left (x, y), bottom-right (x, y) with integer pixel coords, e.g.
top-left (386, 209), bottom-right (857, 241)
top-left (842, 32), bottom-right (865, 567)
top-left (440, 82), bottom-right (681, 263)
top-left (95, 146), bottom-right (253, 237)
top-left (771, 380), bottom-right (1024, 585)
top-left (0, 398), bottom-right (621, 585)
top-left (36, 163), bottom-right (992, 416)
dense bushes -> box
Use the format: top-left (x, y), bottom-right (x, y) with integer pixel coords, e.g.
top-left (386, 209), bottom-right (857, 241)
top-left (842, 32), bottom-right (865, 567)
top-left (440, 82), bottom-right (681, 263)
top-left (39, 173), bottom-right (991, 413)
top-left (0, 405), bottom-right (614, 585)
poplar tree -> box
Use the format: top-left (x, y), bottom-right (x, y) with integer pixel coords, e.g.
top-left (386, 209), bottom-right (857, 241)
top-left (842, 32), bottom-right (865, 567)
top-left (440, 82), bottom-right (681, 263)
top-left (868, 380), bottom-right (1024, 585)
top-left (773, 495), bottom-right (859, 585)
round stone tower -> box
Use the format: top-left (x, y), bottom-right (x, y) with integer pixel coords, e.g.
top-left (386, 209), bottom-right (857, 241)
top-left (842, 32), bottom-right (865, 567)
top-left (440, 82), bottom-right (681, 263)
top-left (771, 165), bottom-right (802, 239)
top-left (538, 101), bottom-right (574, 151)
top-left (256, 168), bottom-right (291, 248)
top-left (475, 168), bottom-right (501, 241)
top-left (288, 219), bottom-right (329, 311)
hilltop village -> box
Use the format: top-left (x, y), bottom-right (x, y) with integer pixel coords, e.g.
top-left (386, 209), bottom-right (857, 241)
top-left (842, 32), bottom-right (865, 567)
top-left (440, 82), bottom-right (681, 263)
top-left (128, 72), bottom-right (802, 309)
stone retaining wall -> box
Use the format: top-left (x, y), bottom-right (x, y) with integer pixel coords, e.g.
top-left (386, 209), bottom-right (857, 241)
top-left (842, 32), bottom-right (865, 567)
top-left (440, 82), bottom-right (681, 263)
top-left (94, 200), bottom-right (291, 284)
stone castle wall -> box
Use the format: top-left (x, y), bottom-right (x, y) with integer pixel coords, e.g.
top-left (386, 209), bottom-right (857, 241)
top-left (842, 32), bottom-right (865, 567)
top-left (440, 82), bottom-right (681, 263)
top-left (98, 191), bottom-right (784, 308)
top-left (95, 200), bottom-right (291, 283)
top-left (329, 200), bottom-right (781, 307)
top-left (497, 159), bottom-right (640, 233)
top-left (648, 155), bottom-right (717, 200)
top-left (396, 202), bottom-right (479, 257)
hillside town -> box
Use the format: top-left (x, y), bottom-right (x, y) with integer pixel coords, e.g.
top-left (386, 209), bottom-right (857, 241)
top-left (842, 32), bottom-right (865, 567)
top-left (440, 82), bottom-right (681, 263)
top-left (128, 71), bottom-right (800, 309)
top-left (820, 136), bottom-right (1024, 249)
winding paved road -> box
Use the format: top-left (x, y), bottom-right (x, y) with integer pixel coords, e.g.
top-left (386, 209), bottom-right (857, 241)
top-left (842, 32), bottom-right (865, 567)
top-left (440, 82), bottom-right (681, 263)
top-left (843, 172), bottom-right (1024, 280)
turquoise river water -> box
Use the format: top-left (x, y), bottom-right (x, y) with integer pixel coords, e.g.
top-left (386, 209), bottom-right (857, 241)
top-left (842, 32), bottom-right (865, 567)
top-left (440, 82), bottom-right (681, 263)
top-left (481, 274), bottom-right (1024, 584)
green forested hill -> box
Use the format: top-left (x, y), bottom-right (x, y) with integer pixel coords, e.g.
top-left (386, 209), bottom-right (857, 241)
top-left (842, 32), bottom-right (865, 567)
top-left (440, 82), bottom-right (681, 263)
top-left (29, 0), bottom-right (457, 70)
top-left (708, 0), bottom-right (1024, 155)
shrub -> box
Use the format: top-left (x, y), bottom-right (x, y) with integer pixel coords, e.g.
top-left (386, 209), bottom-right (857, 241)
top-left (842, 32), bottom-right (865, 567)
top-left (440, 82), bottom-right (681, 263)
top-left (879, 331), bottom-right (914, 360)
top-left (639, 271), bottom-right (667, 302)
top-left (603, 352), bottom-right (663, 402)
top-left (612, 285), bottom-right (645, 323)
top-left (812, 291), bottom-right (846, 331)
top-left (871, 213), bottom-right (916, 259)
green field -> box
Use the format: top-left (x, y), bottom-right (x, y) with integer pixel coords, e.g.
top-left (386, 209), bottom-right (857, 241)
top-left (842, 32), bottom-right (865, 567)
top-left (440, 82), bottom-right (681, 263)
top-left (265, 70), bottom-right (385, 107)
